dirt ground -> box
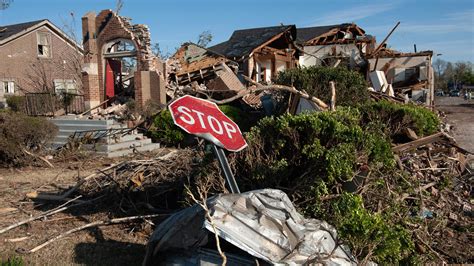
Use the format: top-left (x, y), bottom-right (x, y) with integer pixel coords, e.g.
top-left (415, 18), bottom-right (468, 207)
top-left (0, 153), bottom-right (163, 266)
top-left (436, 96), bottom-right (474, 153)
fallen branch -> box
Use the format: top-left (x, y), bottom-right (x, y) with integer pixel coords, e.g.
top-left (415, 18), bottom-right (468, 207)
top-left (0, 196), bottom-right (82, 235)
top-left (186, 186), bottom-right (227, 265)
top-left (26, 191), bottom-right (85, 203)
top-left (22, 148), bottom-right (54, 168)
top-left (392, 132), bottom-right (447, 153)
top-left (17, 214), bottom-right (164, 254)
top-left (203, 75), bottom-right (328, 110)
top-left (60, 162), bottom-right (126, 199)
top-left (4, 236), bottom-right (30, 243)
top-left (414, 231), bottom-right (446, 263)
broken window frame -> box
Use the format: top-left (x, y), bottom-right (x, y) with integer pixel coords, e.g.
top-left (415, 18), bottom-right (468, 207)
top-left (37, 32), bottom-right (52, 58)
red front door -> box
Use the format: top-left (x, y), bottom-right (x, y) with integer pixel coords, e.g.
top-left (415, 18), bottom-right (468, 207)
top-left (105, 59), bottom-right (122, 99)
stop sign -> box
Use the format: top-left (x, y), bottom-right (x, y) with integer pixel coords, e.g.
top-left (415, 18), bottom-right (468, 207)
top-left (168, 95), bottom-right (247, 152)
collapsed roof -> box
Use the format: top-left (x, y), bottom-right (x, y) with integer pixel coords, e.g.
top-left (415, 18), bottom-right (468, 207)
top-left (170, 42), bottom-right (229, 76)
top-left (208, 25), bottom-right (297, 59)
top-left (296, 23), bottom-right (367, 46)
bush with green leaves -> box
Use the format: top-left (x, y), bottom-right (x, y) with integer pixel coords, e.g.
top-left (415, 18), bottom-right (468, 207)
top-left (359, 100), bottom-right (440, 138)
top-left (150, 109), bottom-right (185, 146)
top-left (329, 193), bottom-right (414, 263)
top-left (276, 66), bottom-right (369, 107)
top-left (233, 107), bottom-right (394, 190)
top-left (228, 100), bottom-right (442, 263)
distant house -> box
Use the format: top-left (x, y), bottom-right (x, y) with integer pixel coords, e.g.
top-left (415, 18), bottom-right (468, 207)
top-left (209, 25), bottom-right (298, 83)
top-left (0, 19), bottom-right (83, 107)
top-left (296, 23), bottom-right (374, 69)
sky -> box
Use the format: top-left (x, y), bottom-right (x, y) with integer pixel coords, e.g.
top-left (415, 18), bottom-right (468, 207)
top-left (0, 0), bottom-right (473, 62)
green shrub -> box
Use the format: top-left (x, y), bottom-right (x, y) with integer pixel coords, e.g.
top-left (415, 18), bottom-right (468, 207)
top-left (330, 193), bottom-right (414, 263)
top-left (276, 66), bottom-right (369, 107)
top-left (6, 95), bottom-right (26, 112)
top-left (0, 111), bottom-right (57, 166)
top-left (234, 107), bottom-right (394, 188)
top-left (359, 100), bottom-right (440, 138)
top-left (150, 109), bottom-right (185, 146)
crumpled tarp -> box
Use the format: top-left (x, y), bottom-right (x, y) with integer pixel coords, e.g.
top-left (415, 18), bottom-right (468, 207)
top-left (143, 189), bottom-right (356, 265)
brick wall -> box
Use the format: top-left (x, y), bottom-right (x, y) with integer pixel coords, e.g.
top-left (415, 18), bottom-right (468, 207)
top-left (81, 10), bottom-right (166, 107)
top-left (0, 25), bottom-right (83, 103)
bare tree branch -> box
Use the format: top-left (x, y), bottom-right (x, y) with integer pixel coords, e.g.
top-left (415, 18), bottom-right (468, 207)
top-left (186, 186), bottom-right (227, 265)
top-left (17, 214), bottom-right (164, 254)
top-left (202, 75), bottom-right (329, 110)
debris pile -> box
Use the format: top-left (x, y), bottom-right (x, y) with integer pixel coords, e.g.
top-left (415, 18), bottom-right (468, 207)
top-left (390, 132), bottom-right (473, 262)
top-left (75, 149), bottom-right (200, 211)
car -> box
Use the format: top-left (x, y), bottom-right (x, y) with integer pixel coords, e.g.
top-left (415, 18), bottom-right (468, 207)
top-left (435, 91), bottom-right (445, 96)
top-left (450, 90), bottom-right (460, 97)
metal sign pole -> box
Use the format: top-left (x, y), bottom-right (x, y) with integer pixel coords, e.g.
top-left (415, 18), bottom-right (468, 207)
top-left (211, 144), bottom-right (240, 194)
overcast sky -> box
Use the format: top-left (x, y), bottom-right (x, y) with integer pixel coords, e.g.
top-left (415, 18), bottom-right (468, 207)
top-left (1, 0), bottom-right (473, 62)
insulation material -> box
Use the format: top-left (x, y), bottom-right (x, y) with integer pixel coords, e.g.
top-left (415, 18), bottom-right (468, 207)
top-left (369, 71), bottom-right (389, 92)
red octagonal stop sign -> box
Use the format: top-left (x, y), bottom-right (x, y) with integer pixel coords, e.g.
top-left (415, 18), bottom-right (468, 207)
top-left (168, 95), bottom-right (247, 152)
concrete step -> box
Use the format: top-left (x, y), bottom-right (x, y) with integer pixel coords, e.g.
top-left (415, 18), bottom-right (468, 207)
top-left (111, 133), bottom-right (145, 143)
top-left (51, 118), bottom-right (114, 126)
top-left (83, 139), bottom-right (152, 152)
top-left (54, 124), bottom-right (125, 131)
top-left (55, 124), bottom-right (126, 132)
top-left (52, 133), bottom-right (145, 146)
top-left (102, 143), bottom-right (161, 158)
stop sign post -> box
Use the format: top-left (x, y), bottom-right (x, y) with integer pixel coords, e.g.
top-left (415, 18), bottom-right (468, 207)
top-left (169, 95), bottom-right (247, 193)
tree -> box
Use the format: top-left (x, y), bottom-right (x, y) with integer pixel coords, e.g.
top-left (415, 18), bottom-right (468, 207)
top-left (433, 59), bottom-right (447, 90)
top-left (152, 43), bottom-right (171, 60)
top-left (197, 30), bottom-right (213, 47)
top-left (433, 59), bottom-right (447, 79)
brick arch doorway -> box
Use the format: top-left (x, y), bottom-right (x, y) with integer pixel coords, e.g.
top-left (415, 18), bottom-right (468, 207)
top-left (102, 38), bottom-right (138, 105)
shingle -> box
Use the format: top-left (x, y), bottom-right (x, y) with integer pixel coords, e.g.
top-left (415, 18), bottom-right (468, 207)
top-left (208, 25), bottom-right (296, 59)
top-left (296, 23), bottom-right (354, 44)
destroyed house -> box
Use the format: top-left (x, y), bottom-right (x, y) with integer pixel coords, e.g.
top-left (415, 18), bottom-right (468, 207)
top-left (209, 25), bottom-right (299, 83)
top-left (81, 10), bottom-right (166, 109)
top-left (367, 48), bottom-right (434, 106)
top-left (296, 23), bottom-right (374, 69)
top-left (0, 19), bottom-right (83, 107)
top-left (170, 42), bottom-right (231, 84)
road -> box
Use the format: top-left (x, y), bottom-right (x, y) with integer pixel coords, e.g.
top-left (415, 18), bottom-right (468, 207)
top-left (435, 96), bottom-right (474, 153)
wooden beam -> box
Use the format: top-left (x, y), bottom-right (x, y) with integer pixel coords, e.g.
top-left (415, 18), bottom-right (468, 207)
top-left (392, 132), bottom-right (448, 153)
